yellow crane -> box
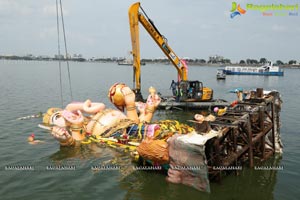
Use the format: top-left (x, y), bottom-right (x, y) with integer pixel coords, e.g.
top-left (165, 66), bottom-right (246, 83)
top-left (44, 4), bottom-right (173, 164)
top-left (128, 2), bottom-right (213, 102)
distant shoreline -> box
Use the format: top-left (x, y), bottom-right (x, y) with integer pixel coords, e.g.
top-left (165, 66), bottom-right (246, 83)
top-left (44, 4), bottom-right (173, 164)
top-left (1, 58), bottom-right (299, 68)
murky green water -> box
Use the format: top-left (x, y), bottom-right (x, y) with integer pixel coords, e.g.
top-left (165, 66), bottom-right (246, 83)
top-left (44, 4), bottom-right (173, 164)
top-left (0, 61), bottom-right (299, 199)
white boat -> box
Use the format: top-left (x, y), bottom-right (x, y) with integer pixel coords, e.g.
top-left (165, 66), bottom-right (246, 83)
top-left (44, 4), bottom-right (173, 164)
top-left (216, 69), bottom-right (226, 79)
top-left (118, 59), bottom-right (133, 66)
top-left (224, 62), bottom-right (284, 76)
top-left (117, 59), bottom-right (146, 66)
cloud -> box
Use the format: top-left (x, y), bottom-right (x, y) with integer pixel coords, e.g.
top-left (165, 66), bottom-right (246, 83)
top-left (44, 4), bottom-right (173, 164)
top-left (68, 32), bottom-right (95, 46)
top-left (224, 11), bottom-right (231, 18)
top-left (38, 26), bottom-right (57, 40)
top-left (199, 23), bottom-right (213, 30)
top-left (0, 0), bottom-right (33, 16)
top-left (43, 5), bottom-right (58, 16)
top-left (271, 24), bottom-right (286, 32)
top-left (43, 4), bottom-right (69, 16)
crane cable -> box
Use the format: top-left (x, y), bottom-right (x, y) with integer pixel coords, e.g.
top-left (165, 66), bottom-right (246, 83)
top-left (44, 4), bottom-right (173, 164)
top-left (56, 0), bottom-right (73, 106)
top-left (56, 0), bottom-right (63, 107)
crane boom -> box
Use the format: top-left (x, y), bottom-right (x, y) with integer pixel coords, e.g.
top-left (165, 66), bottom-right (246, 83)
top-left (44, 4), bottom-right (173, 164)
top-left (128, 2), bottom-right (188, 93)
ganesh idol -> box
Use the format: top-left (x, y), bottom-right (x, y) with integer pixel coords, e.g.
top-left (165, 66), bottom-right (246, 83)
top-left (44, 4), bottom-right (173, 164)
top-left (40, 83), bottom-right (161, 147)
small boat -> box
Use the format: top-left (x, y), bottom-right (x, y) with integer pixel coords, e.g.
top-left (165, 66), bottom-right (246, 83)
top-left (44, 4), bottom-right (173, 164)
top-left (118, 59), bottom-right (133, 66)
top-left (224, 61), bottom-right (284, 76)
top-left (118, 59), bottom-right (146, 66)
top-left (216, 69), bottom-right (226, 79)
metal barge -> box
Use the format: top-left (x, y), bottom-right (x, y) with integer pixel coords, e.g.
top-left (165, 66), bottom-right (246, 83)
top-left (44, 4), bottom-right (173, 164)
top-left (158, 98), bottom-right (229, 110)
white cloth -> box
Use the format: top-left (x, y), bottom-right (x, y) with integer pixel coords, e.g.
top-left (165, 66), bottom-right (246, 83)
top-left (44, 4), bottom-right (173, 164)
top-left (176, 131), bottom-right (218, 145)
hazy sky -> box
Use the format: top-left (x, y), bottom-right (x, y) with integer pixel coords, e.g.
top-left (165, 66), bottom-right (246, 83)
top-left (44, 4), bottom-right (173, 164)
top-left (0, 0), bottom-right (299, 62)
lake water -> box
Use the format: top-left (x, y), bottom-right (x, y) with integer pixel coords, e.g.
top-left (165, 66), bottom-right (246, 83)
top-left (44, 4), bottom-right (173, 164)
top-left (0, 60), bottom-right (299, 200)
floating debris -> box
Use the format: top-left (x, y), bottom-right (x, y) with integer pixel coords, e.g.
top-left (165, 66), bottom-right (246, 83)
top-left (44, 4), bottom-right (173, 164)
top-left (17, 112), bottom-right (43, 120)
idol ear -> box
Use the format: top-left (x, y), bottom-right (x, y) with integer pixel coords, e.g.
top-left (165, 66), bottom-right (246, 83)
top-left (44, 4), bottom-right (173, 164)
top-left (43, 108), bottom-right (62, 125)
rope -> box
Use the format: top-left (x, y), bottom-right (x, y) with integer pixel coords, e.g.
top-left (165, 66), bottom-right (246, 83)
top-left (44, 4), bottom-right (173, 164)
top-left (59, 0), bottom-right (73, 101)
top-left (56, 0), bottom-right (64, 107)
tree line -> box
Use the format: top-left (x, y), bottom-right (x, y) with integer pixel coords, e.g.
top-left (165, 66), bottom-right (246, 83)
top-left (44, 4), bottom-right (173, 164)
top-left (0, 55), bottom-right (298, 65)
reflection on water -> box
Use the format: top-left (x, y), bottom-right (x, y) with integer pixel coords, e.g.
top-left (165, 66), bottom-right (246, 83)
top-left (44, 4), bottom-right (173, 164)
top-left (214, 155), bottom-right (282, 200)
top-left (117, 150), bottom-right (283, 200)
top-left (49, 143), bottom-right (110, 161)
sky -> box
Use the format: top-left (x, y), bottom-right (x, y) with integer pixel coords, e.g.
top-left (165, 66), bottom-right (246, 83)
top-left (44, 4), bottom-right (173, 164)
top-left (0, 0), bottom-right (299, 63)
